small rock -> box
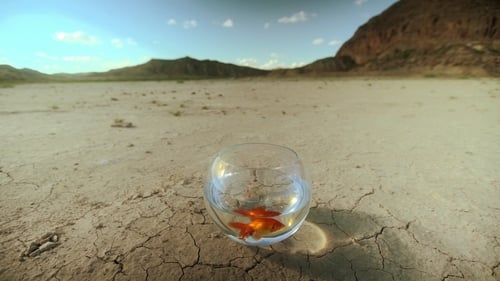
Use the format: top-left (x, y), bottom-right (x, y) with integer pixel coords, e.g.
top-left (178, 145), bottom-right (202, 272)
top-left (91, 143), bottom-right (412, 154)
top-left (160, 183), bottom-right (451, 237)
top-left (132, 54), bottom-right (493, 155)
top-left (28, 248), bottom-right (42, 257)
top-left (27, 242), bottom-right (40, 255)
top-left (38, 241), bottom-right (59, 253)
top-left (208, 232), bottom-right (222, 239)
top-left (51, 234), bottom-right (59, 242)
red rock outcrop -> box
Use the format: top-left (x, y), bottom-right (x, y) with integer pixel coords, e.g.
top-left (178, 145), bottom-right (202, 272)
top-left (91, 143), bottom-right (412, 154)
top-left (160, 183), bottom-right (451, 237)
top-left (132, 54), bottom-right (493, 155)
top-left (336, 0), bottom-right (500, 75)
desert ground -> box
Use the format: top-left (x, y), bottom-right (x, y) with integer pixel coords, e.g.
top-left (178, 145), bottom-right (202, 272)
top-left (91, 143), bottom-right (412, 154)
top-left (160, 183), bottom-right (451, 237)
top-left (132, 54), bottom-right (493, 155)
top-left (0, 78), bottom-right (499, 281)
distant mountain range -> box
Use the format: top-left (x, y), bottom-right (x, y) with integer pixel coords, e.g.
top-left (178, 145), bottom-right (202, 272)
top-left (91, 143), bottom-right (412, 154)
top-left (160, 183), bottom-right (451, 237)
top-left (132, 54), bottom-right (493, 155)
top-left (1, 0), bottom-right (498, 83)
top-left (0, 57), bottom-right (269, 83)
top-left (101, 57), bottom-right (269, 80)
top-left (0, 64), bottom-right (51, 83)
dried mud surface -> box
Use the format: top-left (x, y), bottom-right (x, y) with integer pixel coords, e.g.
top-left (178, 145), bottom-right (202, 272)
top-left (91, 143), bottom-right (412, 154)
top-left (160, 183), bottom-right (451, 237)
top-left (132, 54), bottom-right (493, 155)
top-left (0, 79), bottom-right (499, 280)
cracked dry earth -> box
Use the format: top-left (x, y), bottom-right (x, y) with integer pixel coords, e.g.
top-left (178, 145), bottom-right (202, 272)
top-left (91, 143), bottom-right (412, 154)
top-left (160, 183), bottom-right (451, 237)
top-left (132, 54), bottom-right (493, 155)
top-left (0, 79), bottom-right (499, 281)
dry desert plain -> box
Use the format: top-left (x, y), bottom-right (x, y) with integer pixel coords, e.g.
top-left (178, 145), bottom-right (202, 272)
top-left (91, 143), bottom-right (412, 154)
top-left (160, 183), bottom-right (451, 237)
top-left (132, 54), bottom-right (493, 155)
top-left (0, 78), bottom-right (499, 281)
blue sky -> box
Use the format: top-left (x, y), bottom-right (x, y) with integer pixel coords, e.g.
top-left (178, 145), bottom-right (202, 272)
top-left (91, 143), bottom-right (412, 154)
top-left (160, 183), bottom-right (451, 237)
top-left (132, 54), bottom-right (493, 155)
top-left (1, 0), bottom-right (397, 74)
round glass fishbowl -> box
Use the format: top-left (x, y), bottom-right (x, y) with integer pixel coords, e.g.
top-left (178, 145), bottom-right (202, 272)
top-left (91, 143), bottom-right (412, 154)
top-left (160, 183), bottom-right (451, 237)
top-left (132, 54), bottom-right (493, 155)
top-left (204, 143), bottom-right (311, 246)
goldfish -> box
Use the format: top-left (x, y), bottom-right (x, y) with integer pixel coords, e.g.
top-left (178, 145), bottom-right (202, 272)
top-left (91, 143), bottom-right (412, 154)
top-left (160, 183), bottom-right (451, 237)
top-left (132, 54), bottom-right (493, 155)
top-left (233, 206), bottom-right (281, 218)
top-left (229, 206), bottom-right (285, 240)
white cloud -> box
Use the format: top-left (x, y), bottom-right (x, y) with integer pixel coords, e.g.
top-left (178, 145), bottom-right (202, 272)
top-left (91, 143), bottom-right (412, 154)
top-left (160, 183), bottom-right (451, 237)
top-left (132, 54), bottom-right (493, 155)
top-left (237, 58), bottom-right (258, 67)
top-left (54, 31), bottom-right (98, 45)
top-left (312, 38), bottom-right (324, 45)
top-left (111, 38), bottom-right (123, 48)
top-left (36, 52), bottom-right (58, 60)
top-left (222, 19), bottom-right (233, 28)
top-left (167, 19), bottom-right (177, 25)
top-left (237, 55), bottom-right (307, 70)
top-left (261, 59), bottom-right (280, 69)
top-left (328, 40), bottom-right (341, 46)
top-left (264, 22), bottom-right (270, 29)
top-left (278, 11), bottom-right (308, 24)
top-left (126, 38), bottom-right (137, 46)
top-left (355, 0), bottom-right (368, 6)
top-left (43, 64), bottom-right (60, 72)
top-left (111, 37), bottom-right (137, 48)
top-left (0, 57), bottom-right (8, 63)
top-left (236, 57), bottom-right (281, 69)
top-left (290, 62), bottom-right (306, 68)
top-left (183, 20), bottom-right (197, 29)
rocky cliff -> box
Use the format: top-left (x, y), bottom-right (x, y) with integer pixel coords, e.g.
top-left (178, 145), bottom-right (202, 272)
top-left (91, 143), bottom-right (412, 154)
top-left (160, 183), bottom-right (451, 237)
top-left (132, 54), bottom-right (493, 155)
top-left (335, 0), bottom-right (499, 75)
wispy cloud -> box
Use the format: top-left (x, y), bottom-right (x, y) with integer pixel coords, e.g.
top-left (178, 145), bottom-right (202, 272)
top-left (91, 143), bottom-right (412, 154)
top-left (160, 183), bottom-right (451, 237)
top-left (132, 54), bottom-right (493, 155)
top-left (236, 57), bottom-right (280, 69)
top-left (312, 38), bottom-right (324, 45)
top-left (354, 0), bottom-right (368, 6)
top-left (36, 52), bottom-right (58, 60)
top-left (261, 59), bottom-right (280, 69)
top-left (290, 62), bottom-right (306, 68)
top-left (237, 55), bottom-right (305, 70)
top-left (264, 22), bottom-right (270, 29)
top-left (278, 11), bottom-right (308, 24)
top-left (111, 37), bottom-right (137, 48)
top-left (328, 39), bottom-right (341, 46)
top-left (237, 58), bottom-right (258, 67)
top-left (42, 64), bottom-right (61, 72)
top-left (183, 20), bottom-right (197, 29)
top-left (111, 38), bottom-right (123, 48)
top-left (54, 31), bottom-right (98, 45)
top-left (168, 18), bottom-right (198, 29)
top-left (126, 38), bottom-right (137, 46)
top-left (222, 19), bottom-right (233, 28)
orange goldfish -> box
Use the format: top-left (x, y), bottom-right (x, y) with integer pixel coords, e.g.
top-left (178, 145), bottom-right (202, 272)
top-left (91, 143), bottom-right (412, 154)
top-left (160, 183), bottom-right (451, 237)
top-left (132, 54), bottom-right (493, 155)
top-left (233, 206), bottom-right (281, 218)
top-left (229, 206), bottom-right (285, 240)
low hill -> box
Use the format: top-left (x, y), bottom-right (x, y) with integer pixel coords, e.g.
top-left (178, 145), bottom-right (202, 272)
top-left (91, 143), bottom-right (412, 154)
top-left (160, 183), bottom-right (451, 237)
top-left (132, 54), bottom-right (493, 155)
top-left (0, 65), bottom-right (51, 83)
top-left (99, 57), bottom-right (270, 80)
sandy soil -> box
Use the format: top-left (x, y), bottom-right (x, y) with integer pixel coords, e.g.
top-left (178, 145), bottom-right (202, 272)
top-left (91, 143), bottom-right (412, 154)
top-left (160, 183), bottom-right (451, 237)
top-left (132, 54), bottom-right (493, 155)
top-left (0, 78), bottom-right (499, 281)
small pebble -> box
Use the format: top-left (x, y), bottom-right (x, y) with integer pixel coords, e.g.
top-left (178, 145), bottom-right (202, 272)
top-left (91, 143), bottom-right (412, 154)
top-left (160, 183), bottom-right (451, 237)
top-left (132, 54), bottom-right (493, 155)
top-left (51, 235), bottom-right (59, 242)
top-left (38, 241), bottom-right (59, 253)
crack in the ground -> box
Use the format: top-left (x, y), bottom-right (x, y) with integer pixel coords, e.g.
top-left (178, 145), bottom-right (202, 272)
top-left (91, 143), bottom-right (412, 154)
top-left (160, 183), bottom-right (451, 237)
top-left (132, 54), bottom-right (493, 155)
top-left (354, 225), bottom-right (386, 243)
top-left (441, 272), bottom-right (465, 281)
top-left (51, 260), bottom-right (79, 281)
top-left (378, 203), bottom-right (411, 226)
top-left (492, 262), bottom-right (500, 277)
top-left (403, 227), bottom-right (492, 274)
top-left (111, 254), bottom-right (125, 281)
top-left (13, 180), bottom-right (41, 191)
top-left (347, 256), bottom-right (359, 281)
top-left (0, 168), bottom-right (14, 184)
top-left (374, 233), bottom-right (386, 270)
top-left (184, 227), bottom-right (200, 267)
top-left (29, 183), bottom-right (57, 212)
top-left (244, 249), bottom-right (275, 275)
top-left (350, 188), bottom-right (375, 212)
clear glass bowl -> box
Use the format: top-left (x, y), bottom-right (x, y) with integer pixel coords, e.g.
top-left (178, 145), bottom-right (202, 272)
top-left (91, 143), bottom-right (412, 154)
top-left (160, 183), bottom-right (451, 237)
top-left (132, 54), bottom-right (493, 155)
top-left (204, 143), bottom-right (311, 246)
